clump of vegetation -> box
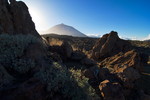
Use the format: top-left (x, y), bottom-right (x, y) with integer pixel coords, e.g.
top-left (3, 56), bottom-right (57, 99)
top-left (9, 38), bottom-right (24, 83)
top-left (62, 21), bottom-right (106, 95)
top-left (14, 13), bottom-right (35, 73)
top-left (0, 34), bottom-right (43, 74)
top-left (70, 69), bottom-right (100, 100)
top-left (34, 62), bottom-right (88, 100)
top-left (0, 34), bottom-right (100, 99)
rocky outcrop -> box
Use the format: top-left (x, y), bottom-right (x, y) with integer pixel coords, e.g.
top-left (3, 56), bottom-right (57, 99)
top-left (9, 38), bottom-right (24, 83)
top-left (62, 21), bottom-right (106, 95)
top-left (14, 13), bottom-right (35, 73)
top-left (91, 31), bottom-right (132, 60)
top-left (99, 50), bottom-right (143, 73)
top-left (84, 48), bottom-right (147, 100)
top-left (50, 41), bottom-right (73, 61)
top-left (0, 0), bottom-right (39, 37)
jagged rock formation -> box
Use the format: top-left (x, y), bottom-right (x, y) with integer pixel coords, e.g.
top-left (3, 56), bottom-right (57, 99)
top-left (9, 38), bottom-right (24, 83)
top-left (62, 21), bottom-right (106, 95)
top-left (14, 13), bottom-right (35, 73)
top-left (99, 50), bottom-right (143, 72)
top-left (0, 0), bottom-right (39, 37)
top-left (91, 31), bottom-right (132, 60)
top-left (84, 31), bottom-right (150, 100)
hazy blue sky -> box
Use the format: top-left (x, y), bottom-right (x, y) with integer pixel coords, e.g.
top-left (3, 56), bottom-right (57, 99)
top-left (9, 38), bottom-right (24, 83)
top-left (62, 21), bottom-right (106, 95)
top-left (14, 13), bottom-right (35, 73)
top-left (22, 0), bottom-right (150, 40)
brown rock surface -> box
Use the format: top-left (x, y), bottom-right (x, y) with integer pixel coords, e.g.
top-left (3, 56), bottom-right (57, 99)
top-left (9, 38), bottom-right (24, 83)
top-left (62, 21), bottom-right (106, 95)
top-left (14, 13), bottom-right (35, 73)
top-left (49, 41), bottom-right (73, 61)
top-left (0, 0), bottom-right (40, 37)
top-left (99, 50), bottom-right (143, 72)
top-left (99, 80), bottom-right (125, 100)
top-left (91, 31), bottom-right (131, 60)
top-left (61, 41), bottom-right (73, 58)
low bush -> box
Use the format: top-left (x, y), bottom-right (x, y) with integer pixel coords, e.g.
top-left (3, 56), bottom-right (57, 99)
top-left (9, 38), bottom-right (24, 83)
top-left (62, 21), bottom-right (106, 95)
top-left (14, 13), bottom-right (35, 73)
top-left (34, 62), bottom-right (88, 100)
top-left (70, 69), bottom-right (100, 100)
top-left (0, 34), bottom-right (43, 74)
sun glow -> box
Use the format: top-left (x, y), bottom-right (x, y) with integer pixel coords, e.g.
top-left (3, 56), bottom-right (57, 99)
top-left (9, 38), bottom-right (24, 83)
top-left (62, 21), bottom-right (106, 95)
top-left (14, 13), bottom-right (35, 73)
top-left (28, 7), bottom-right (47, 31)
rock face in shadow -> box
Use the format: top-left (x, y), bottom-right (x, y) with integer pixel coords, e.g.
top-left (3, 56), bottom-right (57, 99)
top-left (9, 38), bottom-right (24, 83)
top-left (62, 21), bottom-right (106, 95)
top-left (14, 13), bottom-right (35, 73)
top-left (0, 0), bottom-right (39, 37)
top-left (99, 80), bottom-right (125, 100)
top-left (91, 31), bottom-right (132, 60)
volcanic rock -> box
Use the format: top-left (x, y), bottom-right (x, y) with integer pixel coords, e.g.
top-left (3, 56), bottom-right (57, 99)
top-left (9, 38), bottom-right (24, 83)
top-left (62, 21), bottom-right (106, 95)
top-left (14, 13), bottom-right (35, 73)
top-left (91, 31), bottom-right (132, 60)
top-left (84, 66), bottom-right (100, 79)
top-left (61, 41), bottom-right (73, 58)
top-left (99, 80), bottom-right (125, 100)
top-left (99, 50), bottom-right (143, 72)
top-left (0, 0), bottom-right (40, 37)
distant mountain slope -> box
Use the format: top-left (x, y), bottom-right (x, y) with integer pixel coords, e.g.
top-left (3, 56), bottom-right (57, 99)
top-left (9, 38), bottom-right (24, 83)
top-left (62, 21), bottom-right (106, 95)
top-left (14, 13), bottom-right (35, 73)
top-left (144, 39), bottom-right (150, 42)
top-left (42, 23), bottom-right (87, 37)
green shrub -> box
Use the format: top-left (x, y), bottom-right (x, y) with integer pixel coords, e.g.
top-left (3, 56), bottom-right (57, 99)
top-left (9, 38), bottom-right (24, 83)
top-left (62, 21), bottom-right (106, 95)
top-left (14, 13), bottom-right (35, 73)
top-left (0, 34), bottom-right (43, 74)
top-left (34, 62), bottom-right (88, 100)
top-left (0, 34), bottom-right (99, 99)
top-left (70, 69), bottom-right (100, 100)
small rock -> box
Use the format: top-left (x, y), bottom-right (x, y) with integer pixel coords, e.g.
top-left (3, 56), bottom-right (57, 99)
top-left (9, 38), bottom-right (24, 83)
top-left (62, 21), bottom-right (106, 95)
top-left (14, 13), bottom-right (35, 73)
top-left (81, 58), bottom-right (96, 66)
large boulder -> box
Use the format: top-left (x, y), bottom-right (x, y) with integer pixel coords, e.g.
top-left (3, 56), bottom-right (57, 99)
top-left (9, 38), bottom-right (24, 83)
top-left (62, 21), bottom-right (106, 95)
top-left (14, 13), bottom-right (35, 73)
top-left (61, 41), bottom-right (73, 58)
top-left (84, 66), bottom-right (100, 79)
top-left (91, 31), bottom-right (132, 60)
top-left (99, 80), bottom-right (125, 100)
top-left (0, 0), bottom-right (40, 37)
top-left (117, 67), bottom-right (141, 89)
top-left (49, 41), bottom-right (73, 61)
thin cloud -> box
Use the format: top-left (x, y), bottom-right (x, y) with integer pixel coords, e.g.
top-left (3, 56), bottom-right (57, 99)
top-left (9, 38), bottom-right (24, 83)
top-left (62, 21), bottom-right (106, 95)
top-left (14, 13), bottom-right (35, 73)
top-left (143, 34), bottom-right (150, 40)
top-left (86, 33), bottom-right (101, 38)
